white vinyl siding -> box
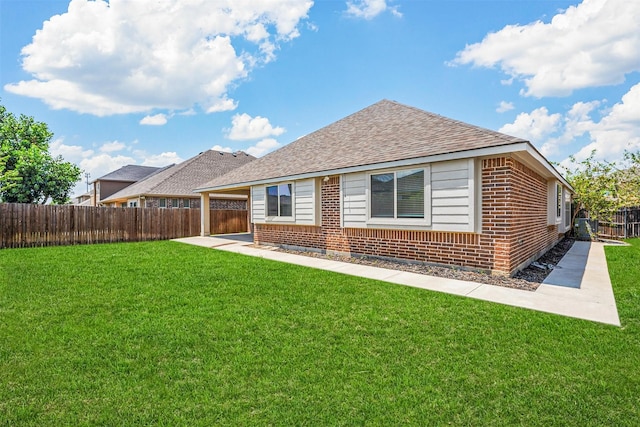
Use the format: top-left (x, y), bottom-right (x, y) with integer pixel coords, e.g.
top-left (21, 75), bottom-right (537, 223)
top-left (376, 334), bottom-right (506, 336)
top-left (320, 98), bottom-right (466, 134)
top-left (431, 159), bottom-right (473, 231)
top-left (342, 173), bottom-right (367, 228)
top-left (251, 186), bottom-right (265, 223)
top-left (251, 179), bottom-right (318, 225)
top-left (341, 159), bottom-right (475, 232)
top-left (295, 179), bottom-right (316, 224)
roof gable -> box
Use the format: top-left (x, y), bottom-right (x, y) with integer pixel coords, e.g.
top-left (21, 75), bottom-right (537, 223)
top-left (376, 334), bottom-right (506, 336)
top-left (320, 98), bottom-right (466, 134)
top-left (101, 150), bottom-right (255, 201)
top-left (198, 100), bottom-right (526, 190)
top-left (95, 164), bottom-right (164, 182)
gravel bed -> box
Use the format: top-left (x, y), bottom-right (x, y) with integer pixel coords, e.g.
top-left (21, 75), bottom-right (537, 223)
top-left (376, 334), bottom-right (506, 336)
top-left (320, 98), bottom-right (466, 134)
top-left (270, 238), bottom-right (575, 292)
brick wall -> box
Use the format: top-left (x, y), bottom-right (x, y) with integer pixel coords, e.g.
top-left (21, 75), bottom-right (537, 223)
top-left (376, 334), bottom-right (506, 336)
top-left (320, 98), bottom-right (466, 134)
top-left (144, 197), bottom-right (246, 210)
top-left (209, 199), bottom-right (247, 210)
top-left (254, 157), bottom-right (562, 276)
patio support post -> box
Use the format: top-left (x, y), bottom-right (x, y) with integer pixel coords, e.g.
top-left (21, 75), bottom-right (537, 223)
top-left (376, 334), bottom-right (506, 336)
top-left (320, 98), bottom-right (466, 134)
top-left (246, 191), bottom-right (251, 232)
top-left (200, 193), bottom-right (210, 236)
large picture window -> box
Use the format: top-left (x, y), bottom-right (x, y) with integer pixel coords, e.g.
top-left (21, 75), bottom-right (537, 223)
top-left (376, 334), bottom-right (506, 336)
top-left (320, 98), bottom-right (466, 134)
top-left (266, 183), bottom-right (292, 217)
top-left (371, 169), bottom-right (424, 219)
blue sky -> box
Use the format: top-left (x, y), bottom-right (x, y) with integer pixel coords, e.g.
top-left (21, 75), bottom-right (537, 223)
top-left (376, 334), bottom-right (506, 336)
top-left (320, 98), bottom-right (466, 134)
top-left (1, 0), bottom-right (639, 197)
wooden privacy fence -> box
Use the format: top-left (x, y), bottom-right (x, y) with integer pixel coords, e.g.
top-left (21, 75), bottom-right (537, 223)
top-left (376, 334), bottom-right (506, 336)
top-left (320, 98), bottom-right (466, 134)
top-left (211, 209), bottom-right (248, 235)
top-left (586, 206), bottom-right (640, 239)
top-left (0, 203), bottom-right (249, 249)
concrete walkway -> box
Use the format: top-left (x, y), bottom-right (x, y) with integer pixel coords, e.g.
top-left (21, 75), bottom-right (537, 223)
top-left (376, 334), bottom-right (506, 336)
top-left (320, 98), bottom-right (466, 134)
top-left (173, 234), bottom-right (621, 326)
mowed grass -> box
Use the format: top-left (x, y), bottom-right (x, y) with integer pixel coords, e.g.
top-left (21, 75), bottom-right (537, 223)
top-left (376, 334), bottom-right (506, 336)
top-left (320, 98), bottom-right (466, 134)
top-left (0, 239), bottom-right (639, 425)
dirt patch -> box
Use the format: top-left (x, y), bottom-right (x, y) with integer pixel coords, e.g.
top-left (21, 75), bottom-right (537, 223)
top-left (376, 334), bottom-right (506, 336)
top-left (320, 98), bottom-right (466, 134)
top-left (272, 238), bottom-right (576, 292)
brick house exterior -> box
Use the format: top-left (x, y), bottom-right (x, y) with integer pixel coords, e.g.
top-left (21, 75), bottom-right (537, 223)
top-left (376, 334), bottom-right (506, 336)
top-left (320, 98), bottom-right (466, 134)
top-left (196, 101), bottom-right (572, 276)
top-left (101, 150), bottom-right (254, 209)
top-left (252, 157), bottom-right (563, 275)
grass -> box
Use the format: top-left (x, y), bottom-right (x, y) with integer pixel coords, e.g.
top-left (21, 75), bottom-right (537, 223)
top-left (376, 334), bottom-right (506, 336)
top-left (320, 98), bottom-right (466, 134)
top-left (0, 239), bottom-right (639, 425)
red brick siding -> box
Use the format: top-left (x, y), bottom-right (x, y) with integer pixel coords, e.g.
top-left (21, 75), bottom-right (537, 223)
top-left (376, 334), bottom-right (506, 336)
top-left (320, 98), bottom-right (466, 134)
top-left (500, 158), bottom-right (560, 272)
top-left (144, 197), bottom-right (246, 210)
top-left (254, 157), bottom-right (561, 275)
top-left (254, 224), bottom-right (324, 249)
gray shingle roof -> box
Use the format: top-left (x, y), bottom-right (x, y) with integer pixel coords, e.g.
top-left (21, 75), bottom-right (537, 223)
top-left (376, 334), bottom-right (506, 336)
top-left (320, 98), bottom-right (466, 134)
top-left (101, 150), bottom-right (255, 201)
top-left (197, 100), bottom-right (527, 191)
top-left (95, 164), bottom-right (164, 182)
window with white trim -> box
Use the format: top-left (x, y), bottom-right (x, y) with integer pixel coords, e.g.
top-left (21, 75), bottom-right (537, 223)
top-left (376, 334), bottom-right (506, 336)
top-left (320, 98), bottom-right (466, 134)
top-left (171, 198), bottom-right (179, 208)
top-left (159, 198), bottom-right (166, 208)
top-left (556, 184), bottom-right (562, 219)
top-left (370, 168), bottom-right (425, 219)
top-left (564, 188), bottom-right (571, 229)
top-left (183, 199), bottom-right (190, 209)
top-left (266, 183), bottom-right (292, 217)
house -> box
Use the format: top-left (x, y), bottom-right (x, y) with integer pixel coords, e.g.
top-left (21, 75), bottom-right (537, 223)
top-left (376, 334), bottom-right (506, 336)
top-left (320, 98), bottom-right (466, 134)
top-left (195, 100), bottom-right (573, 276)
top-left (101, 150), bottom-right (255, 211)
top-left (71, 192), bottom-right (92, 206)
top-left (92, 164), bottom-right (167, 206)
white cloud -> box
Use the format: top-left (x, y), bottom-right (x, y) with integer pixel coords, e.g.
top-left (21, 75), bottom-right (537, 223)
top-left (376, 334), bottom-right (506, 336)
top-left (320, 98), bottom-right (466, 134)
top-left (140, 152), bottom-right (183, 167)
top-left (226, 113), bottom-right (285, 140)
top-left (571, 83), bottom-right (640, 162)
top-left (499, 107), bottom-right (562, 141)
top-left (345, 0), bottom-right (401, 19)
top-left (50, 138), bottom-right (94, 162)
top-left (452, 0), bottom-right (640, 97)
top-left (140, 113), bottom-right (168, 126)
top-left (496, 101), bottom-right (514, 113)
top-left (245, 138), bottom-right (281, 157)
top-left (211, 145), bottom-right (233, 153)
top-left (48, 138), bottom-right (188, 196)
top-left (500, 84), bottom-right (640, 165)
top-left (4, 0), bottom-right (313, 116)
top-left (100, 141), bottom-right (126, 153)
top-left (205, 96), bottom-right (238, 113)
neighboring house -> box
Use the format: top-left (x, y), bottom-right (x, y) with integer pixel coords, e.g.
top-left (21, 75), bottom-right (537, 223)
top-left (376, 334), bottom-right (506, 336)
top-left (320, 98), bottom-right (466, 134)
top-left (195, 100), bottom-right (573, 276)
top-left (101, 150), bottom-right (255, 210)
top-left (92, 165), bottom-right (167, 206)
top-left (71, 193), bottom-right (92, 206)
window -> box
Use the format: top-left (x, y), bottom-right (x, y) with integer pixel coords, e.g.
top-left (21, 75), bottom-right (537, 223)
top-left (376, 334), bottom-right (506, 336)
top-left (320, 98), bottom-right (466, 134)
top-left (128, 200), bottom-right (137, 207)
top-left (159, 198), bottom-right (166, 208)
top-left (183, 199), bottom-right (190, 208)
top-left (556, 184), bottom-right (562, 219)
top-left (171, 198), bottom-right (179, 208)
top-left (371, 169), bottom-right (424, 219)
top-left (266, 183), bottom-right (292, 217)
top-left (564, 188), bottom-right (571, 229)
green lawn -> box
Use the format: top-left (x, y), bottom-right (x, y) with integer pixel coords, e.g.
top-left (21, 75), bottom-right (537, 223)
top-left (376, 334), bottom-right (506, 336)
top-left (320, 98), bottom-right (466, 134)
top-left (1, 239), bottom-right (639, 425)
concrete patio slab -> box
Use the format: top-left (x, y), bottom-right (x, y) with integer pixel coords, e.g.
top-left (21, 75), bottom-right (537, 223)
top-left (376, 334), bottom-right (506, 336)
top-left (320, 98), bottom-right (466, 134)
top-left (173, 235), bottom-right (621, 326)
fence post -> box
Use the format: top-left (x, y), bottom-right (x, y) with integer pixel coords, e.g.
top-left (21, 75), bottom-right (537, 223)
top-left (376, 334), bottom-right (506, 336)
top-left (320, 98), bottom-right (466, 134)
top-left (624, 208), bottom-right (627, 239)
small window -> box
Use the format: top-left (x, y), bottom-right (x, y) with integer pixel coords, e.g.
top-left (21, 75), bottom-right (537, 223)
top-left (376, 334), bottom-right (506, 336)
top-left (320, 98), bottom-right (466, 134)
top-left (159, 198), bottom-right (166, 208)
top-left (128, 201), bottom-right (137, 207)
top-left (371, 169), bottom-right (424, 219)
top-left (171, 198), bottom-right (179, 208)
top-left (120, 203), bottom-right (126, 208)
top-left (266, 183), bottom-right (292, 217)
top-left (183, 199), bottom-right (190, 208)
top-left (564, 189), bottom-right (571, 228)
top-left (556, 184), bottom-right (562, 218)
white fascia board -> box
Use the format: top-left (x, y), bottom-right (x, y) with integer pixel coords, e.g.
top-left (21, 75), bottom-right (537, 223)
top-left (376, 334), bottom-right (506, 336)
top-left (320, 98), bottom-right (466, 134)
top-left (197, 142), bottom-right (570, 193)
top-left (523, 144), bottom-right (573, 191)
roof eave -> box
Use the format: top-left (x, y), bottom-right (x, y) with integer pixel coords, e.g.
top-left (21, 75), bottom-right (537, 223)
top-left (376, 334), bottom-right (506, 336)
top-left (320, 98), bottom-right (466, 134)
top-left (198, 141), bottom-right (564, 193)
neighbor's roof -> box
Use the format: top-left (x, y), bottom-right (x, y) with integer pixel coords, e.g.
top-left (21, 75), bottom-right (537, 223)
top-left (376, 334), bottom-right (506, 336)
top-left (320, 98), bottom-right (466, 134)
top-left (196, 99), bottom-right (527, 191)
top-left (102, 150), bottom-right (255, 202)
top-left (94, 164), bottom-right (164, 183)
